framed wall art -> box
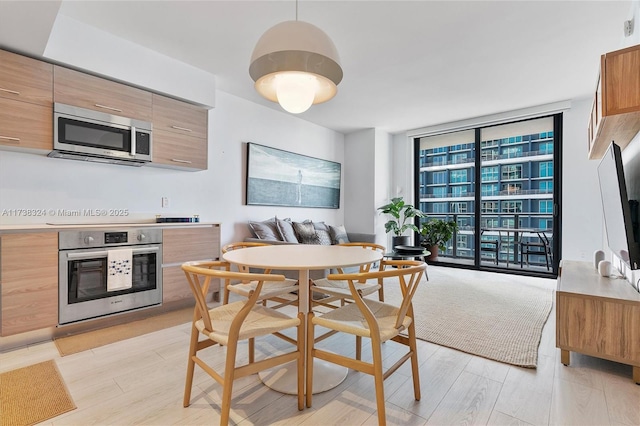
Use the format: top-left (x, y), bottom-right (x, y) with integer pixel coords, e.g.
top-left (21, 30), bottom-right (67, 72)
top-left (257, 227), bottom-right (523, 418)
top-left (246, 143), bottom-right (341, 208)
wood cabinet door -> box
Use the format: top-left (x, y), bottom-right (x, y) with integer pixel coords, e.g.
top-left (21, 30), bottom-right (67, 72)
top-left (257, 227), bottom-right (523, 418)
top-left (54, 65), bottom-right (152, 121)
top-left (152, 94), bottom-right (208, 139)
top-left (163, 226), bottom-right (220, 264)
top-left (162, 226), bottom-right (220, 303)
top-left (0, 49), bottom-right (53, 106)
top-left (602, 45), bottom-right (640, 116)
top-left (1, 233), bottom-right (59, 336)
top-left (152, 131), bottom-right (208, 170)
top-left (0, 98), bottom-right (53, 151)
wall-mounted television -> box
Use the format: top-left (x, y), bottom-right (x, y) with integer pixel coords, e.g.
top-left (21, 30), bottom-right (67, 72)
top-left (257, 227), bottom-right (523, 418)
top-left (597, 142), bottom-right (640, 271)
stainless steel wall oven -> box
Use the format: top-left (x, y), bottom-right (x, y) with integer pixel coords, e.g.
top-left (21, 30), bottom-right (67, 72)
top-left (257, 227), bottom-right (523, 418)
top-left (58, 228), bottom-right (162, 325)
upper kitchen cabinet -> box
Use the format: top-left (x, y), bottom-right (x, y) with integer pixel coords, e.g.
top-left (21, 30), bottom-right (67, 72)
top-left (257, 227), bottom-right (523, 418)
top-left (0, 50), bottom-right (53, 106)
top-left (152, 94), bottom-right (208, 139)
top-left (588, 44), bottom-right (640, 159)
top-left (151, 94), bottom-right (209, 171)
top-left (0, 50), bottom-right (53, 152)
top-left (54, 65), bottom-right (153, 122)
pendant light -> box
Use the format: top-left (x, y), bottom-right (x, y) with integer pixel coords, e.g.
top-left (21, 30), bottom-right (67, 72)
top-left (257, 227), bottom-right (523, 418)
top-left (249, 1), bottom-right (343, 114)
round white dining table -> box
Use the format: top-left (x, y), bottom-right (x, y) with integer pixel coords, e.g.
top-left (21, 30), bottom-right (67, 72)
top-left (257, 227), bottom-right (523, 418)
top-left (222, 244), bottom-right (382, 394)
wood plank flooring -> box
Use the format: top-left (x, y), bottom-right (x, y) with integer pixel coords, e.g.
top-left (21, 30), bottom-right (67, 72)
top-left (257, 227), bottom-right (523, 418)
top-left (1, 267), bottom-right (639, 425)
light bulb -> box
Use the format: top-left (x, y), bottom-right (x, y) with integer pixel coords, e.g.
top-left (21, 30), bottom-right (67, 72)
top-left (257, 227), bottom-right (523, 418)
top-left (274, 72), bottom-right (319, 114)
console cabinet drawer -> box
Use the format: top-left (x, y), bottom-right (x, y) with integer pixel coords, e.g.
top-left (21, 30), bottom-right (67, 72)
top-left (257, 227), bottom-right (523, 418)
top-left (54, 65), bottom-right (152, 121)
top-left (0, 49), bottom-right (53, 106)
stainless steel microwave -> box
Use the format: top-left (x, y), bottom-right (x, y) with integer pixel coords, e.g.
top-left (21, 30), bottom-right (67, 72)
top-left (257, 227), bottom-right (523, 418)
top-left (50, 103), bottom-right (152, 166)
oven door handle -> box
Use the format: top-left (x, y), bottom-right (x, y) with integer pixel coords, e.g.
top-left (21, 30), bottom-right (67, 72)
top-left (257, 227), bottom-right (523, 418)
top-left (66, 246), bottom-right (160, 259)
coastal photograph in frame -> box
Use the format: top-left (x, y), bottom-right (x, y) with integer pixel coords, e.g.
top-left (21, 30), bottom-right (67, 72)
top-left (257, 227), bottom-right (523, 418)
top-left (246, 143), bottom-right (341, 208)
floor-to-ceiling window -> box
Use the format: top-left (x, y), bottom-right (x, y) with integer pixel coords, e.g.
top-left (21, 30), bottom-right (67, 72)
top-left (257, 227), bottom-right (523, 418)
top-left (414, 115), bottom-right (561, 277)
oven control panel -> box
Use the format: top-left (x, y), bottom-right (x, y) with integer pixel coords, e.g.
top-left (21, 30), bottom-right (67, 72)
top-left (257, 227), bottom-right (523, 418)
top-left (59, 228), bottom-right (162, 249)
top-left (104, 231), bottom-right (128, 244)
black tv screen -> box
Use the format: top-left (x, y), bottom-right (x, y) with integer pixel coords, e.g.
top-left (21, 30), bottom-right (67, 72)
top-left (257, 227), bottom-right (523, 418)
top-left (597, 142), bottom-right (640, 270)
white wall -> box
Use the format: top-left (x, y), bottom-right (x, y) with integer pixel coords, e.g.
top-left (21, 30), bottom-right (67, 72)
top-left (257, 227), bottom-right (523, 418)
top-left (45, 14), bottom-right (216, 107)
top-left (0, 13), bottom-right (346, 248)
top-left (374, 129), bottom-right (393, 246)
top-left (561, 98), bottom-right (604, 261)
top-left (0, 90), bottom-right (345, 247)
top-left (344, 129), bottom-right (375, 233)
top-left (343, 128), bottom-right (392, 247)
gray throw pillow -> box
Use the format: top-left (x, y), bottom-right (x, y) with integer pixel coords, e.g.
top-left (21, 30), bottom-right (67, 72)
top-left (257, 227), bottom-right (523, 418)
top-left (307, 220), bottom-right (332, 245)
top-left (329, 224), bottom-right (350, 244)
top-left (316, 229), bottom-right (333, 245)
top-left (293, 221), bottom-right (320, 244)
top-left (276, 217), bottom-right (298, 243)
top-left (249, 217), bottom-right (281, 240)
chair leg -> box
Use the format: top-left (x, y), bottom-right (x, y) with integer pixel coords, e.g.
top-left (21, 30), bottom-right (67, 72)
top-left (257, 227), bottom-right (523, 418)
top-left (183, 323), bottom-right (199, 407)
top-left (306, 312), bottom-right (316, 408)
top-left (356, 336), bottom-right (362, 361)
top-left (371, 340), bottom-right (386, 426)
top-left (408, 322), bottom-right (421, 401)
top-left (297, 312), bottom-right (304, 411)
top-left (249, 337), bottom-right (255, 364)
top-left (220, 337), bottom-right (239, 426)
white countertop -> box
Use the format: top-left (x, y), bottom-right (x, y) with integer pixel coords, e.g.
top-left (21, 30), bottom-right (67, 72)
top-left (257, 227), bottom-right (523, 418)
top-left (0, 222), bottom-right (220, 234)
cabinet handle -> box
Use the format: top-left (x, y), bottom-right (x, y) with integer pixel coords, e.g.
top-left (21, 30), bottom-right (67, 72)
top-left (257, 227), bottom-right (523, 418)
top-left (0, 87), bottom-right (20, 95)
top-left (94, 104), bottom-right (123, 113)
top-left (171, 125), bottom-right (193, 132)
top-left (0, 136), bottom-right (20, 143)
top-left (171, 158), bottom-right (193, 164)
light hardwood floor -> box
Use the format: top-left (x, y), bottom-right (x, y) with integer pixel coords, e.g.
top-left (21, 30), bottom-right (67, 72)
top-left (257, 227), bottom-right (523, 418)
top-left (1, 267), bottom-right (639, 426)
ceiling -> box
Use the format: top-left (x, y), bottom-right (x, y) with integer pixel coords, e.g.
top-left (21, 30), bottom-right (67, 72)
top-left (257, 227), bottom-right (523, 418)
top-left (1, 1), bottom-right (635, 134)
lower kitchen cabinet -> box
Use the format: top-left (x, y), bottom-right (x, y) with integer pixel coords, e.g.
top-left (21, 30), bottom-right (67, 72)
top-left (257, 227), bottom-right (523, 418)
top-left (162, 224), bottom-right (220, 303)
top-left (0, 233), bottom-right (58, 336)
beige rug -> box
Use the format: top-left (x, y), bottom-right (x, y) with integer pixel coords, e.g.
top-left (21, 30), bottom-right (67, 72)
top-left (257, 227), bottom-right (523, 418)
top-left (382, 268), bottom-right (554, 368)
top-left (0, 360), bottom-right (76, 426)
top-left (54, 307), bottom-right (194, 356)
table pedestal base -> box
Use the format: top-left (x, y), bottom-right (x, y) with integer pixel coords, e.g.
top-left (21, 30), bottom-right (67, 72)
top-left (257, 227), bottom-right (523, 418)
top-left (258, 359), bottom-right (348, 395)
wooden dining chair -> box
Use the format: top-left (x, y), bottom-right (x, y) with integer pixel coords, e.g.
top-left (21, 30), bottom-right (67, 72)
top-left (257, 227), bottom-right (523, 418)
top-left (221, 242), bottom-right (299, 307)
top-left (182, 261), bottom-right (304, 425)
top-left (306, 260), bottom-right (427, 426)
top-left (311, 242), bottom-right (386, 307)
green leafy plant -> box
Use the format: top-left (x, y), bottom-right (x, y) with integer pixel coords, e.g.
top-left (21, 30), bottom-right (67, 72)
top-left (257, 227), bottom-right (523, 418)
top-left (419, 219), bottom-right (458, 251)
top-left (377, 197), bottom-right (424, 236)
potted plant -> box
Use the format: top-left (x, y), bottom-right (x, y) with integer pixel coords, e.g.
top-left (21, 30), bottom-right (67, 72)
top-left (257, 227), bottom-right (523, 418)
top-left (419, 218), bottom-right (458, 260)
top-left (377, 197), bottom-right (424, 249)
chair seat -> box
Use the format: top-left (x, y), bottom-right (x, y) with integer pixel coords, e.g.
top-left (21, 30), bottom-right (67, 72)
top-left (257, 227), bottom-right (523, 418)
top-left (196, 301), bottom-right (301, 346)
top-left (312, 299), bottom-right (412, 342)
top-left (312, 278), bottom-right (380, 299)
top-left (228, 278), bottom-right (299, 299)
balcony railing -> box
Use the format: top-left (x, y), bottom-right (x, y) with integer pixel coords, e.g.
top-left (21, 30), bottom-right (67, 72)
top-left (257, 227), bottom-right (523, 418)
top-left (421, 214), bottom-right (553, 269)
top-left (419, 188), bottom-right (552, 199)
top-left (420, 148), bottom-right (552, 168)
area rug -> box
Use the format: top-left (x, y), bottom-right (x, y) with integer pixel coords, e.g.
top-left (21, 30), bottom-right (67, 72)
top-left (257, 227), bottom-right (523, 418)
top-left (381, 269), bottom-right (554, 368)
top-left (54, 307), bottom-right (193, 356)
top-left (0, 360), bottom-right (76, 426)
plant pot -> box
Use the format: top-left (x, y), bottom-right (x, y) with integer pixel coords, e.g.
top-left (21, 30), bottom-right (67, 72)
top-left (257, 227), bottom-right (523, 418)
top-left (425, 245), bottom-right (438, 261)
top-left (391, 235), bottom-right (411, 250)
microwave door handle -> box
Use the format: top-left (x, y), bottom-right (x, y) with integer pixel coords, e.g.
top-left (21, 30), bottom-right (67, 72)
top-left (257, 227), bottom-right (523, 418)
top-left (66, 246), bottom-right (159, 259)
top-left (131, 126), bottom-right (136, 157)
